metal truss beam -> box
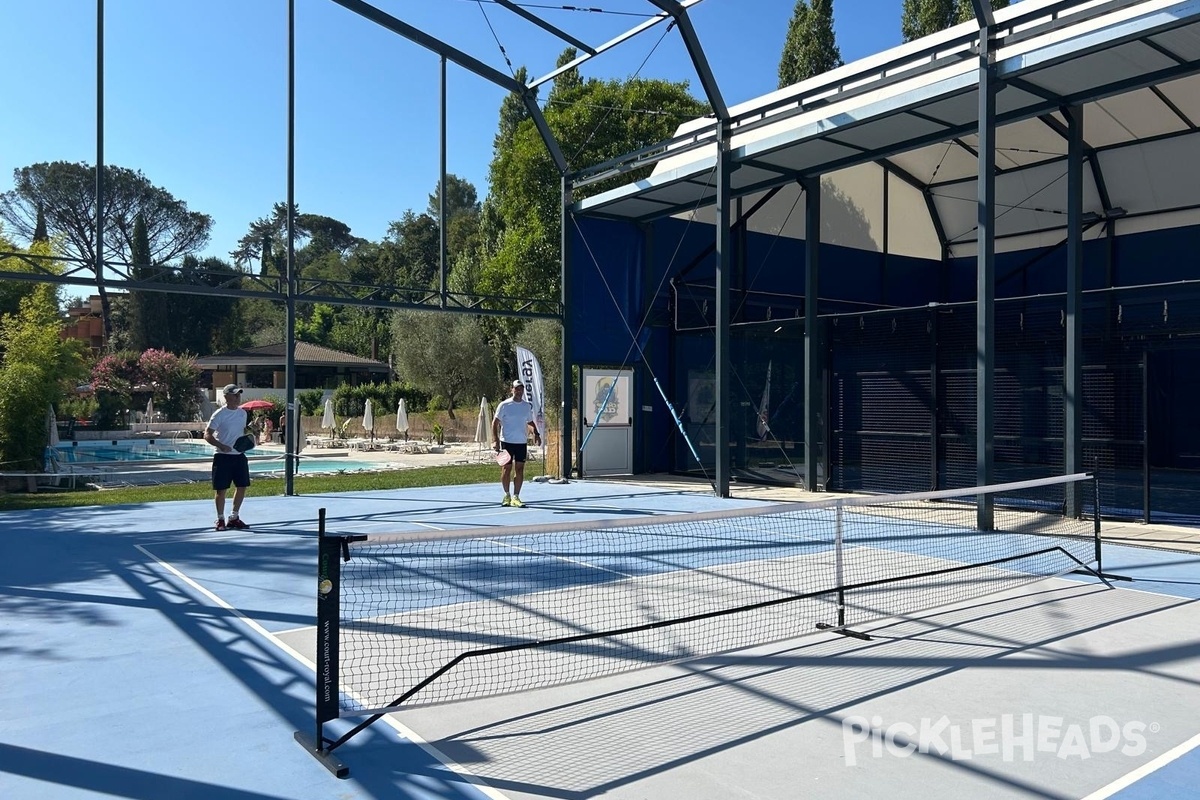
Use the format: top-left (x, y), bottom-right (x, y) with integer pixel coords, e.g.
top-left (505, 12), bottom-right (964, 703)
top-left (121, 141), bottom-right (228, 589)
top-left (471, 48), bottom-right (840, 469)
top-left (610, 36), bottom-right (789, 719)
top-left (0, 253), bottom-right (561, 319)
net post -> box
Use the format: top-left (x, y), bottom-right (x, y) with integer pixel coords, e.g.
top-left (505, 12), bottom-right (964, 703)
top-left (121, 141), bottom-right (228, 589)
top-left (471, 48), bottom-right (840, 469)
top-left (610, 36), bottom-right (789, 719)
top-left (1093, 473), bottom-right (1103, 576)
top-left (835, 502), bottom-right (845, 629)
top-left (295, 508), bottom-right (350, 778)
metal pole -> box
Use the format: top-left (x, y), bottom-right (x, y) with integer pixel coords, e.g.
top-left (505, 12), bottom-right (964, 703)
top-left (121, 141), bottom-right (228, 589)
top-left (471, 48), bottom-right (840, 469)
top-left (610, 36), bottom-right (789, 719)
top-left (803, 177), bottom-right (821, 493)
top-left (714, 122), bottom-right (732, 497)
top-left (95, 0), bottom-right (104, 321)
top-left (439, 55), bottom-right (448, 309)
top-left (1143, 354), bottom-right (1150, 524)
top-left (976, 23), bottom-right (997, 531)
top-left (285, 0), bottom-right (297, 495)
top-left (1065, 104), bottom-right (1084, 517)
top-left (561, 175), bottom-right (573, 479)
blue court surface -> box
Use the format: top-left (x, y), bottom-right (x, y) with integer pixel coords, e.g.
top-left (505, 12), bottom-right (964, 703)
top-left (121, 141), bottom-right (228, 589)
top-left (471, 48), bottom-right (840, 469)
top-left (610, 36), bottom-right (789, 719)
top-left (4, 479), bottom-right (1200, 800)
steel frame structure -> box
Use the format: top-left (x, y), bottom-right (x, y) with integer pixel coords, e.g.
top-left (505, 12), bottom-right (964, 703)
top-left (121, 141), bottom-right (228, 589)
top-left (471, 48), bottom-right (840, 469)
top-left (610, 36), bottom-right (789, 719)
top-left (0, 0), bottom-right (717, 493)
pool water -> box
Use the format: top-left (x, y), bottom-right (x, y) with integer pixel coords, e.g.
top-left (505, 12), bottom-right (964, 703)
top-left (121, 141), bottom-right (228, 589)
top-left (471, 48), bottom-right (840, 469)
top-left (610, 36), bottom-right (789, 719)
top-left (54, 443), bottom-right (386, 475)
top-left (251, 459), bottom-right (380, 474)
top-left (55, 441), bottom-right (213, 462)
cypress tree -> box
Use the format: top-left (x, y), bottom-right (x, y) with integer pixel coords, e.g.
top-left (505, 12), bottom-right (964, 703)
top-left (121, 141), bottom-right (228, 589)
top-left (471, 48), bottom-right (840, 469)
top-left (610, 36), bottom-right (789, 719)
top-left (776, 0), bottom-right (843, 89)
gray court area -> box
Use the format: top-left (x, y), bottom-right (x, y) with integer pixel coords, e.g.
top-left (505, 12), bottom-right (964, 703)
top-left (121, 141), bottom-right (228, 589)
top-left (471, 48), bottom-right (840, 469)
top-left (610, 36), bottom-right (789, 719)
top-left (4, 479), bottom-right (1200, 799)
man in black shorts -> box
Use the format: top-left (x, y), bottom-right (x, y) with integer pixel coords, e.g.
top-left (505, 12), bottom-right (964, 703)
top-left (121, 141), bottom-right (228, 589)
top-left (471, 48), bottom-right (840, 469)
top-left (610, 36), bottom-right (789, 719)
top-left (203, 384), bottom-right (251, 530)
top-left (491, 379), bottom-right (541, 507)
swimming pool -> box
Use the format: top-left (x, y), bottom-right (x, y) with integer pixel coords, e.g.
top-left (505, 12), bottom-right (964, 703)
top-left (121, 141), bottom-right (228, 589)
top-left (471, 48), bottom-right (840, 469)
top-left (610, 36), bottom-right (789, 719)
top-left (55, 440), bottom-right (213, 463)
top-left (53, 441), bottom-right (391, 476)
top-left (251, 459), bottom-right (381, 474)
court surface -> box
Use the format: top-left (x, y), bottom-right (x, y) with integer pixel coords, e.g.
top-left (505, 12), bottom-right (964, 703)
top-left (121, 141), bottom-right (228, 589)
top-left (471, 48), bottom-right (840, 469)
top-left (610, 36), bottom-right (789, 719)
top-left (4, 478), bottom-right (1200, 799)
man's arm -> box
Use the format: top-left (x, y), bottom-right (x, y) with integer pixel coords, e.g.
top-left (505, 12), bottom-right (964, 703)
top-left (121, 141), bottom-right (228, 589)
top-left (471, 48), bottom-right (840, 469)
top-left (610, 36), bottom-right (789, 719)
top-left (527, 420), bottom-right (541, 444)
top-left (204, 426), bottom-right (232, 453)
top-left (491, 416), bottom-right (501, 450)
top-left (204, 413), bottom-right (233, 454)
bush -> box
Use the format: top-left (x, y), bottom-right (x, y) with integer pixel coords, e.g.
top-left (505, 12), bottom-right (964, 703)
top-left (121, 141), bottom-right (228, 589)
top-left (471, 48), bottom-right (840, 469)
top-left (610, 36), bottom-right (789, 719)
top-left (298, 389), bottom-right (324, 416)
top-left (59, 395), bottom-right (98, 422)
top-left (330, 381), bottom-right (431, 417)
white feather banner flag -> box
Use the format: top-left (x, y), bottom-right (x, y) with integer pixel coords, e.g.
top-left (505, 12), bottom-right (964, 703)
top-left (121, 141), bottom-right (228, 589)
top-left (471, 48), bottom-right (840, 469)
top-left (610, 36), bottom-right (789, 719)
top-left (515, 345), bottom-right (546, 436)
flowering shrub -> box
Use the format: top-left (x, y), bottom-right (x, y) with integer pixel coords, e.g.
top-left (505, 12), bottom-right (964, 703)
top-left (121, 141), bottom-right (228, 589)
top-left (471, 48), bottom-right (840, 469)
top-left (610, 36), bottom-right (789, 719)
top-left (88, 349), bottom-right (200, 426)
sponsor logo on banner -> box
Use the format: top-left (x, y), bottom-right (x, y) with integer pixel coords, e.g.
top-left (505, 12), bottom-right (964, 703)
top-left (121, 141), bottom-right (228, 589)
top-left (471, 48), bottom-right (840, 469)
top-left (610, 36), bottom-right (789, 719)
top-left (515, 345), bottom-right (546, 435)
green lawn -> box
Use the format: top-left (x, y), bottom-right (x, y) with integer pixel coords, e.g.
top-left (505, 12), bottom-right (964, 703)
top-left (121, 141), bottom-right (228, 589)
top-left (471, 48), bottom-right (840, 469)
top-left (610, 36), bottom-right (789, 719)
top-left (0, 463), bottom-right (501, 511)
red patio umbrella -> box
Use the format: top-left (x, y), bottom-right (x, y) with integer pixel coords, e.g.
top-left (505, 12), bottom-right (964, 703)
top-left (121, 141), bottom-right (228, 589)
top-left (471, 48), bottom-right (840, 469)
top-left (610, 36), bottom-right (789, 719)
top-left (239, 399), bottom-right (275, 411)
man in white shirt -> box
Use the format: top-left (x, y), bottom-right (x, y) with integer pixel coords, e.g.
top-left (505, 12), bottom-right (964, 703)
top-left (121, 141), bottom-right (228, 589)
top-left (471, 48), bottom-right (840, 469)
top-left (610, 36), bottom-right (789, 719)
top-left (492, 379), bottom-right (541, 507)
top-left (203, 384), bottom-right (251, 530)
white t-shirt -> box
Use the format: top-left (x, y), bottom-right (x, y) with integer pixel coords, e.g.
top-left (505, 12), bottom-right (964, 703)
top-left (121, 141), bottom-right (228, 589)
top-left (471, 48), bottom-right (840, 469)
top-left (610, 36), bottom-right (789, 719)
top-left (207, 406), bottom-right (248, 454)
top-left (493, 398), bottom-right (535, 444)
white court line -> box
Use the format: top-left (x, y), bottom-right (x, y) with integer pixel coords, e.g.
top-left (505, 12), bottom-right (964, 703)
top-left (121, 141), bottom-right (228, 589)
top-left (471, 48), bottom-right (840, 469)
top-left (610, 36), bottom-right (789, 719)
top-left (1081, 731), bottom-right (1200, 800)
top-left (133, 542), bottom-right (515, 800)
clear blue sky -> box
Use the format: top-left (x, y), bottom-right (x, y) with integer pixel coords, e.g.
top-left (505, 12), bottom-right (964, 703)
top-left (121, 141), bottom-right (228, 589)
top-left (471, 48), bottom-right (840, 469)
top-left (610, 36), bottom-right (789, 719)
top-left (0, 0), bottom-right (990, 265)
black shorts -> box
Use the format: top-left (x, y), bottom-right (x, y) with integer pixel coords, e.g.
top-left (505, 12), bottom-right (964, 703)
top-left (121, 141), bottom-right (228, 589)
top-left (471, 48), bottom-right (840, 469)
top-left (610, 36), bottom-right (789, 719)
top-left (212, 453), bottom-right (251, 491)
top-left (501, 442), bottom-right (528, 464)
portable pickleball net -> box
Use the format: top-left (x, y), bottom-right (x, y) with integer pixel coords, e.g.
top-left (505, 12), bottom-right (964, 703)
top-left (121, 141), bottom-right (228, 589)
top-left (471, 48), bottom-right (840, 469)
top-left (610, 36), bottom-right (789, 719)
top-left (296, 472), bottom-right (1106, 777)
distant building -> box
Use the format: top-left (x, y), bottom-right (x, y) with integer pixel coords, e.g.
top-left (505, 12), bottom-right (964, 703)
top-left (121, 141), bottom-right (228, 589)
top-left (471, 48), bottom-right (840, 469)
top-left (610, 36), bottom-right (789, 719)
top-left (61, 295), bottom-right (108, 353)
top-left (193, 342), bottom-right (392, 392)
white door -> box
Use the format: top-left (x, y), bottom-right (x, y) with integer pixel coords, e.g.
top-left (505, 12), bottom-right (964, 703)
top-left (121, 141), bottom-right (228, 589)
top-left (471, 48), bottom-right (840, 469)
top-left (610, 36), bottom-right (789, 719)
top-left (580, 368), bottom-right (633, 476)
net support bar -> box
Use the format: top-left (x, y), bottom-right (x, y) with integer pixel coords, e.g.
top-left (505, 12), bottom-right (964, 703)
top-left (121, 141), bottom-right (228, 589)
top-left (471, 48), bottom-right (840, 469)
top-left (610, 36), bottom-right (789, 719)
top-left (295, 508), bottom-right (364, 778)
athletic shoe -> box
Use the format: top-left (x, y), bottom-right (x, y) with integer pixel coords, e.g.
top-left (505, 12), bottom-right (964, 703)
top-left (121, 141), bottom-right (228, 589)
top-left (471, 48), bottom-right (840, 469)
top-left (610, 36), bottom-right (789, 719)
top-left (501, 494), bottom-right (511, 507)
top-left (215, 519), bottom-right (226, 531)
top-left (227, 517), bottom-right (249, 530)
top-left (510, 496), bottom-right (526, 508)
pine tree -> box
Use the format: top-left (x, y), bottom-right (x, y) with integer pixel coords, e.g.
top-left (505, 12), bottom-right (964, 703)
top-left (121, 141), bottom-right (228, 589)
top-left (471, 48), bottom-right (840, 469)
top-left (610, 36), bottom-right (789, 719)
top-left (127, 212), bottom-right (158, 350)
top-left (32, 203), bottom-right (47, 244)
top-left (777, 0), bottom-right (842, 89)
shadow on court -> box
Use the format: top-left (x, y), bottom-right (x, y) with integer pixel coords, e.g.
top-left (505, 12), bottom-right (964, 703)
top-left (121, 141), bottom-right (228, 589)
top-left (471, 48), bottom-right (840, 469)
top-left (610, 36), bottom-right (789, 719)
top-left (5, 481), bottom-right (1200, 799)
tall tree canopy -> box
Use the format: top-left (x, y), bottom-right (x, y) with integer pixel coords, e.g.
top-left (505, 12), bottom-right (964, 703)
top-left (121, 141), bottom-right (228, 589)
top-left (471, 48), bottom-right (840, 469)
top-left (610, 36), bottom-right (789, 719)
top-left (391, 310), bottom-right (496, 417)
top-left (483, 58), bottom-right (708, 302)
top-left (777, 0), bottom-right (843, 89)
top-left (230, 202), bottom-right (362, 275)
top-left (0, 284), bottom-right (87, 469)
top-left (0, 161), bottom-right (213, 338)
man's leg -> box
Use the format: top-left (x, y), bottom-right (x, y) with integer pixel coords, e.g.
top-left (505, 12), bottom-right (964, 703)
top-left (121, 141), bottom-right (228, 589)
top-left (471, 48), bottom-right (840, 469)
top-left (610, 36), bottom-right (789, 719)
top-left (501, 463), bottom-right (512, 495)
top-left (214, 489), bottom-right (227, 520)
top-left (513, 462), bottom-right (525, 498)
top-left (230, 486), bottom-right (247, 519)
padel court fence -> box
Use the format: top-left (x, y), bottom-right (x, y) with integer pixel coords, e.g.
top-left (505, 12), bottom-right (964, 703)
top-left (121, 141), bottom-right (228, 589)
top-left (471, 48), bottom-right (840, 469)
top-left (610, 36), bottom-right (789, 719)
top-left (669, 284), bottom-right (1200, 523)
top-left (297, 472), bottom-right (1102, 777)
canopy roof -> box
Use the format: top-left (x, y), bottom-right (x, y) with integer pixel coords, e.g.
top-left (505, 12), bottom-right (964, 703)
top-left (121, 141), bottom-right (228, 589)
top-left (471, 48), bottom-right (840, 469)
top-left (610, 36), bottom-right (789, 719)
top-left (194, 342), bottom-right (389, 370)
top-left (574, 0), bottom-right (1200, 259)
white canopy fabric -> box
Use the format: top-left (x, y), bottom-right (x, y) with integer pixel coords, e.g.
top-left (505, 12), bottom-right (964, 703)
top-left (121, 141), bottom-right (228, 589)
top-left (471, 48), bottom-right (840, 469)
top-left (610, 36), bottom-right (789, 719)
top-left (362, 399), bottom-right (374, 438)
top-left (576, 0), bottom-right (1200, 260)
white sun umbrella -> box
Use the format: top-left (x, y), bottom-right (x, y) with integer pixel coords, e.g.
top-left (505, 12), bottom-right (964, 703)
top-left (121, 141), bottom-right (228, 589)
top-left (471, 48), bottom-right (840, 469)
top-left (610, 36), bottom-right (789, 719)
top-left (145, 397), bottom-right (154, 431)
top-left (396, 398), bottom-right (409, 442)
top-left (47, 404), bottom-right (60, 448)
top-left (321, 398), bottom-right (335, 431)
top-left (362, 398), bottom-right (374, 442)
top-left (474, 396), bottom-right (491, 454)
